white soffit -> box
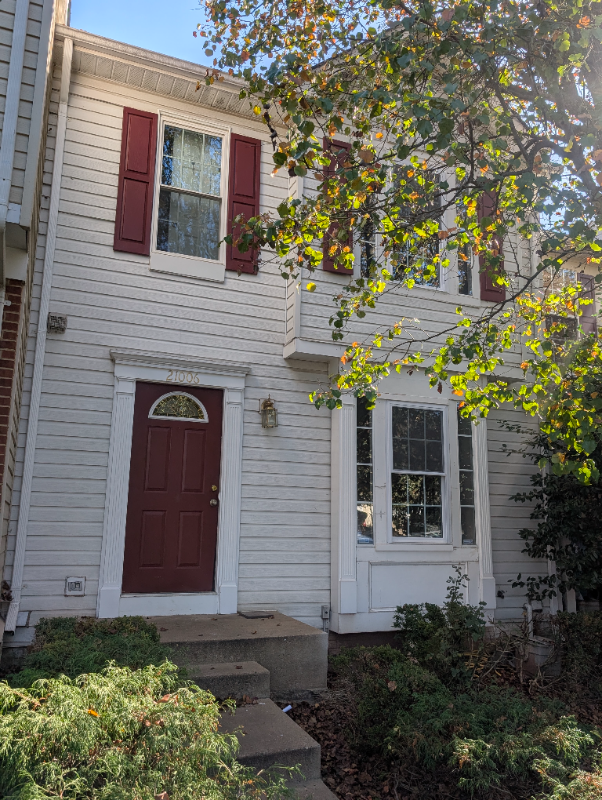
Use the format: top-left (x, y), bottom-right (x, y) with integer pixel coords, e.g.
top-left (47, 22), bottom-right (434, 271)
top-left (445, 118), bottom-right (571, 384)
top-left (55, 27), bottom-right (256, 120)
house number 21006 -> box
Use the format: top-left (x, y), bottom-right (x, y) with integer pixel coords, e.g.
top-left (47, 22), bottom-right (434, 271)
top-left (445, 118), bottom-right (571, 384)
top-left (166, 370), bottom-right (201, 385)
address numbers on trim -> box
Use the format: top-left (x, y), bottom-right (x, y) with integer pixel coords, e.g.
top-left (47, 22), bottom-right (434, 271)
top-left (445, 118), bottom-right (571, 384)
top-left (166, 370), bottom-right (201, 385)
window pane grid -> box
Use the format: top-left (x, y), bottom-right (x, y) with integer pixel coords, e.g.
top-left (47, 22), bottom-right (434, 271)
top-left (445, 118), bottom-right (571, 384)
top-left (458, 408), bottom-right (476, 545)
top-left (357, 397), bottom-right (374, 544)
top-left (161, 125), bottom-right (222, 197)
top-left (157, 125), bottom-right (223, 260)
top-left (391, 473), bottom-right (442, 538)
top-left (391, 405), bottom-right (444, 539)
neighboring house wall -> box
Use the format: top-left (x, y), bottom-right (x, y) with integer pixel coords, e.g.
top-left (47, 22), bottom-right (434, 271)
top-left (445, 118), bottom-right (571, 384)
top-left (0, 278), bottom-right (24, 585)
top-left (0, 0), bottom-right (67, 648)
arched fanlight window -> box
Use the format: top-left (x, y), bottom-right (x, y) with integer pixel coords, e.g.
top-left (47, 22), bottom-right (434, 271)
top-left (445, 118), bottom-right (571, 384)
top-left (149, 392), bottom-right (208, 423)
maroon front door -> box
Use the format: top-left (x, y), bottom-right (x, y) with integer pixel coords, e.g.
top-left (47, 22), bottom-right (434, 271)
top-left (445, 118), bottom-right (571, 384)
top-left (122, 382), bottom-right (223, 594)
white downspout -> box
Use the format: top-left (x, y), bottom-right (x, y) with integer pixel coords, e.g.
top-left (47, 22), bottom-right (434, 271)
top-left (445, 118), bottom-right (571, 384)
top-left (0, 0), bottom-right (32, 327)
top-left (5, 37), bottom-right (73, 632)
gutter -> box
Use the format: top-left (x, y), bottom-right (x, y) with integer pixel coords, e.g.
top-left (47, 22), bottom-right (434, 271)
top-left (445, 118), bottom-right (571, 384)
top-left (4, 36), bottom-right (74, 633)
top-left (0, 0), bottom-right (32, 321)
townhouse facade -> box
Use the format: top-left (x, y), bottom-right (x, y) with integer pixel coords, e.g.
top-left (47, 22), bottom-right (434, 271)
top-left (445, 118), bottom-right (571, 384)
top-left (2, 17), bottom-right (589, 650)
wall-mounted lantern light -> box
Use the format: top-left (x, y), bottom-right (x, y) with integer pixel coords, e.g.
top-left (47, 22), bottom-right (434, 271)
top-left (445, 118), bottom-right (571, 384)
top-left (260, 396), bottom-right (278, 428)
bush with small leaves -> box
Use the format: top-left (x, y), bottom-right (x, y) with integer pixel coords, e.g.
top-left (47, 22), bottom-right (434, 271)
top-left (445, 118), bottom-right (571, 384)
top-left (7, 616), bottom-right (171, 688)
top-left (0, 660), bottom-right (292, 800)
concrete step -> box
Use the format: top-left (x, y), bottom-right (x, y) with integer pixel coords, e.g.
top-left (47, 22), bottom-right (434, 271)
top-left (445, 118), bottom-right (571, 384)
top-left (294, 779), bottom-right (338, 799)
top-left (219, 698), bottom-right (321, 781)
top-left (151, 612), bottom-right (327, 700)
top-left (190, 660), bottom-right (270, 700)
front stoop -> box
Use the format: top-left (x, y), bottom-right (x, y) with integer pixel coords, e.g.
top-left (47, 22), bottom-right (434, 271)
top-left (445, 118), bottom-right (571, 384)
top-left (294, 779), bottom-right (338, 799)
top-left (151, 611), bottom-right (328, 700)
top-left (153, 611), bottom-right (334, 798)
top-left (220, 699), bottom-right (320, 777)
top-left (219, 700), bottom-right (336, 799)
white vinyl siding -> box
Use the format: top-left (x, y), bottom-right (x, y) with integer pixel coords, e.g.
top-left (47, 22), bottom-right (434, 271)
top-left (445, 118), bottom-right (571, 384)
top-left (3, 65), bottom-right (331, 628)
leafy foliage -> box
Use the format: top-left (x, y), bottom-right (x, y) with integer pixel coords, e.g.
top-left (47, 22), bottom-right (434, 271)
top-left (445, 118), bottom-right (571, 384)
top-left (510, 427), bottom-right (602, 599)
top-left (328, 576), bottom-right (602, 797)
top-left (6, 616), bottom-right (171, 688)
top-left (0, 661), bottom-right (291, 800)
top-left (332, 644), bottom-right (601, 797)
top-left (550, 612), bottom-right (602, 693)
top-left (200, 0), bottom-right (602, 480)
top-left (392, 568), bottom-right (486, 682)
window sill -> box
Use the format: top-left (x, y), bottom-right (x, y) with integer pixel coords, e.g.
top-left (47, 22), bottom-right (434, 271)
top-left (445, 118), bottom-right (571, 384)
top-left (150, 251), bottom-right (225, 282)
top-left (366, 542), bottom-right (455, 552)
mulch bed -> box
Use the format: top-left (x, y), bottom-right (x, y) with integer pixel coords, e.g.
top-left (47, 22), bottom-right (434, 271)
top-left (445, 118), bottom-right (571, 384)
top-left (284, 694), bottom-right (470, 800)
top-left (279, 648), bottom-right (602, 800)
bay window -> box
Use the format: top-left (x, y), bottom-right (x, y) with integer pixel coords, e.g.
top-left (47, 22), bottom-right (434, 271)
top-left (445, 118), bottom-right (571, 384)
top-left (356, 397), bottom-right (374, 544)
top-left (356, 398), bottom-right (476, 546)
top-left (457, 409), bottom-right (476, 545)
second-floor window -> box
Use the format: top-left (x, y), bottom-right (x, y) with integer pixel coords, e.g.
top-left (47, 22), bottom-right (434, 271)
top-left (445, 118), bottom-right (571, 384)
top-left (393, 168), bottom-right (442, 288)
top-left (457, 210), bottom-right (473, 296)
top-left (157, 125), bottom-right (223, 260)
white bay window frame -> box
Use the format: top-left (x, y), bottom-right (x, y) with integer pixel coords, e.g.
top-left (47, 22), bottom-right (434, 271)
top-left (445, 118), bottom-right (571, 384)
top-left (371, 397), bottom-right (454, 547)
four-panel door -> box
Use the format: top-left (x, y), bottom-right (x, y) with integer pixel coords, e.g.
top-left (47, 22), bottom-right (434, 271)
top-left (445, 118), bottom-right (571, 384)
top-left (122, 382), bottom-right (223, 594)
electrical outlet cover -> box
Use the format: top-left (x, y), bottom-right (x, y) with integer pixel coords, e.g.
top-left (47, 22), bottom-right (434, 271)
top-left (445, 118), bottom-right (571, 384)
top-left (65, 576), bottom-right (85, 596)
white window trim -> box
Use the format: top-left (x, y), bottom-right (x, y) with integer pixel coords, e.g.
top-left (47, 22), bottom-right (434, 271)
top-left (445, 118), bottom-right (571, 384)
top-left (149, 391), bottom-right (209, 423)
top-left (330, 388), bottom-right (496, 631)
top-left (149, 116), bottom-right (231, 282)
top-left (383, 400), bottom-right (450, 544)
top-left (97, 348), bottom-right (249, 619)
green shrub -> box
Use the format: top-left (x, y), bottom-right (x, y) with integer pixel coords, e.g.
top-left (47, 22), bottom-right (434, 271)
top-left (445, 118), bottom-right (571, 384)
top-left (551, 612), bottom-right (602, 693)
top-left (0, 660), bottom-right (291, 800)
top-left (8, 616), bottom-right (170, 687)
top-left (392, 569), bottom-right (487, 684)
top-left (333, 646), bottom-right (599, 796)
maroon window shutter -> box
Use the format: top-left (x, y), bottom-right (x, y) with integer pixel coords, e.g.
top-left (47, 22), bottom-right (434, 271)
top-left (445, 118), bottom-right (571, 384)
top-left (226, 133), bottom-right (262, 274)
top-left (477, 190), bottom-right (506, 302)
top-left (578, 272), bottom-right (597, 334)
top-left (323, 139), bottom-right (353, 274)
top-left (113, 108), bottom-right (158, 255)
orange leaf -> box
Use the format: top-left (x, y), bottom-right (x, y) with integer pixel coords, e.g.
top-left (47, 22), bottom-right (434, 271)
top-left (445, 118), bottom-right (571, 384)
top-left (87, 708), bottom-right (99, 717)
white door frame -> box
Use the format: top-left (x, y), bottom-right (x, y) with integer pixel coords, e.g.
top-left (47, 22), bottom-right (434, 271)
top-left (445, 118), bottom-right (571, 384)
top-left (96, 347), bottom-right (249, 618)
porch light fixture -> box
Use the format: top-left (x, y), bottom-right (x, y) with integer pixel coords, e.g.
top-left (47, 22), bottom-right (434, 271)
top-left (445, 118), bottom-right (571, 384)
top-left (260, 396), bottom-right (278, 428)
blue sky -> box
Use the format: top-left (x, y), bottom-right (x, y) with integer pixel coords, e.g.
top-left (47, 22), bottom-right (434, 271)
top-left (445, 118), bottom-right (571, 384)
top-left (70, 0), bottom-right (211, 64)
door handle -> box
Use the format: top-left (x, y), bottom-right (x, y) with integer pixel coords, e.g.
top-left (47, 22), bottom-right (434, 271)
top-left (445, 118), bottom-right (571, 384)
top-left (210, 499), bottom-right (218, 507)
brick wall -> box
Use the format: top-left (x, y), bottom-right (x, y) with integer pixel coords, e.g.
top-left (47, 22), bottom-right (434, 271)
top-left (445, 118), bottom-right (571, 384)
top-left (0, 279), bottom-right (24, 599)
